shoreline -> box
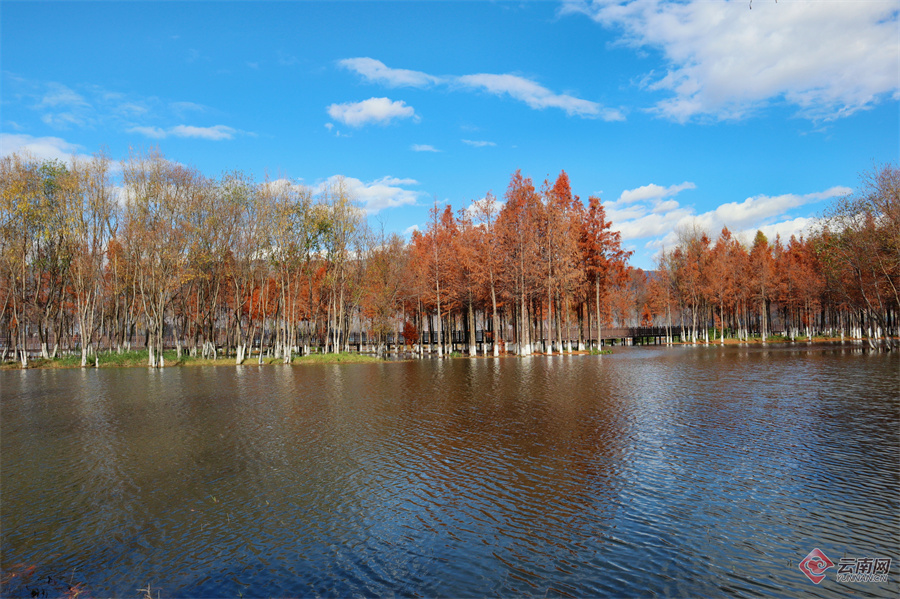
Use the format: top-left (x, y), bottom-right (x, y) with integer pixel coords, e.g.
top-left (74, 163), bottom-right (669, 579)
top-left (0, 336), bottom-right (880, 370)
top-left (0, 351), bottom-right (389, 370)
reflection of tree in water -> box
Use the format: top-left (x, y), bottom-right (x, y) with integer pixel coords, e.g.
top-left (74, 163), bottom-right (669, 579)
top-left (342, 357), bottom-right (636, 595)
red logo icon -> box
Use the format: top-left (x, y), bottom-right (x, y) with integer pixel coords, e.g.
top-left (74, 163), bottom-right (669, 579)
top-left (800, 548), bottom-right (835, 584)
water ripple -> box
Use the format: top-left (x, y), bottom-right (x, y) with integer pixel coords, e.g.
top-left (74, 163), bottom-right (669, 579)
top-left (1, 346), bottom-right (897, 597)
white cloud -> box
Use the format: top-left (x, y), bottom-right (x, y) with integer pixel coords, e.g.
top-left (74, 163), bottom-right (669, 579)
top-left (404, 224), bottom-right (422, 236)
top-left (38, 82), bottom-right (89, 108)
top-left (464, 195), bottom-right (506, 218)
top-left (115, 102), bottom-right (149, 116)
top-left (127, 124), bottom-right (238, 140)
top-left (127, 126), bottom-right (168, 139)
top-left (738, 216), bottom-right (819, 246)
top-left (606, 202), bottom-right (648, 223)
top-left (458, 73), bottom-right (623, 120)
top-left (41, 112), bottom-right (89, 129)
top-left (612, 183), bottom-right (850, 264)
top-left (339, 57), bottom-right (442, 88)
top-left (170, 101), bottom-right (207, 114)
top-left (705, 187), bottom-right (850, 232)
top-left (606, 180), bottom-right (696, 226)
top-left (616, 207), bottom-right (695, 241)
top-left (0, 132), bottom-right (87, 162)
top-left (462, 139), bottom-right (497, 147)
top-left (338, 57), bottom-right (624, 120)
top-left (261, 177), bottom-right (309, 197)
top-left (170, 124), bottom-right (237, 140)
top-left (412, 144), bottom-right (440, 152)
top-left (562, 0), bottom-right (900, 122)
top-left (378, 176), bottom-right (418, 186)
top-left (0, 133), bottom-right (122, 174)
top-left (315, 174), bottom-right (424, 213)
top-left (327, 97), bottom-right (418, 127)
top-left (652, 199), bottom-right (679, 213)
top-left (616, 181), bottom-right (695, 204)
top-left (4, 74), bottom-right (250, 139)
top-left (697, 186), bottom-right (853, 233)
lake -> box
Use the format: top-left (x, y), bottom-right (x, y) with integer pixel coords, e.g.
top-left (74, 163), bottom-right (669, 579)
top-left (1, 343), bottom-right (897, 597)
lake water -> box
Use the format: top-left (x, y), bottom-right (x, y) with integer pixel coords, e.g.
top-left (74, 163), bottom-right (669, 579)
top-left (1, 343), bottom-right (897, 597)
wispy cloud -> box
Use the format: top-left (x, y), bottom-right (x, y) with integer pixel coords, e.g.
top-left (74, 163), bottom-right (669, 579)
top-left (3, 73), bottom-right (251, 139)
top-left (462, 139), bottom-right (496, 148)
top-left (170, 101), bottom-right (206, 114)
top-left (41, 112), bottom-right (90, 129)
top-left (126, 126), bottom-right (168, 139)
top-left (127, 124), bottom-right (240, 140)
top-left (338, 57), bottom-right (442, 88)
top-left (339, 57), bottom-right (623, 120)
top-left (38, 82), bottom-right (90, 109)
top-left (458, 73), bottom-right (621, 119)
top-left (327, 97), bottom-right (418, 128)
top-left (170, 125), bottom-right (238, 140)
top-left (277, 51), bottom-right (300, 67)
top-left (561, 0), bottom-right (900, 122)
top-left (411, 144), bottom-right (440, 152)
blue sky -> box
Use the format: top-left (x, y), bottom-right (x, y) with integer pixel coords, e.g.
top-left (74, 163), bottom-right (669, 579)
top-left (2, 0), bottom-right (898, 269)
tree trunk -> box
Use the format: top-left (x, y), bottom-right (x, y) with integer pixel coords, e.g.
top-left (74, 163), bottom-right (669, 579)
top-left (595, 278), bottom-right (602, 349)
top-left (468, 300), bottom-right (476, 356)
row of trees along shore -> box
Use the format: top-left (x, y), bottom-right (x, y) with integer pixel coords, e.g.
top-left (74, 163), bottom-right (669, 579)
top-left (1, 148), bottom-right (897, 367)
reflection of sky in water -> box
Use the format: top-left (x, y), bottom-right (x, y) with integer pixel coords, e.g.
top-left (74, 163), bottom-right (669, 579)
top-left (1, 345), bottom-right (897, 597)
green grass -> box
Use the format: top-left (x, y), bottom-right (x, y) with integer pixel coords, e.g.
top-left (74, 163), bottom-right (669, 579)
top-left (290, 352), bottom-right (383, 365)
top-left (588, 349), bottom-right (613, 355)
top-left (1, 348), bottom-right (386, 369)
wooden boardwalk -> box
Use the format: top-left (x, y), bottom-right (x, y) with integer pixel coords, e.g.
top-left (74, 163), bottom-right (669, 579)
top-left (347, 326), bottom-right (680, 350)
top-left (598, 327), bottom-right (680, 345)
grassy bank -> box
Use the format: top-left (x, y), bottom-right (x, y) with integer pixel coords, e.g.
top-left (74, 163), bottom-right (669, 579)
top-left (0, 349), bottom-right (386, 369)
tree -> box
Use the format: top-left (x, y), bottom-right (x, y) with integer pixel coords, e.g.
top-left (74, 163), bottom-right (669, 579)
top-left (469, 192), bottom-right (503, 355)
top-left (122, 148), bottom-right (193, 367)
top-left (418, 200), bottom-right (457, 356)
top-left (749, 230), bottom-right (776, 340)
top-left (361, 229), bottom-right (407, 356)
top-left (816, 164), bottom-right (899, 349)
top-left (68, 151), bottom-right (117, 366)
top-left (455, 208), bottom-right (481, 356)
top-left (321, 177), bottom-right (363, 353)
top-left (0, 153), bottom-right (44, 365)
top-left (541, 171), bottom-right (583, 353)
top-left (264, 176), bottom-right (316, 362)
top-left (216, 170), bottom-right (267, 364)
top-left (497, 171), bottom-right (542, 355)
top-left (579, 195), bottom-right (630, 348)
top-left (706, 228), bottom-right (734, 343)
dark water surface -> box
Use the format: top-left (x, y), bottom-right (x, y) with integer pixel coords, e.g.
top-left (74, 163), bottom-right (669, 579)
top-left (1, 343), bottom-right (898, 597)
